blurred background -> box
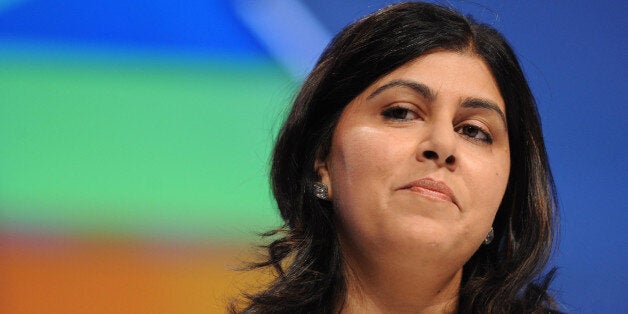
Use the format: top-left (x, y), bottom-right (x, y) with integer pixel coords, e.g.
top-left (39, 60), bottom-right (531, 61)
top-left (0, 0), bottom-right (625, 313)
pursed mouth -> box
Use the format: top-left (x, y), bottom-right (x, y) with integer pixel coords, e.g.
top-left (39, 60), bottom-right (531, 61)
top-left (400, 178), bottom-right (458, 206)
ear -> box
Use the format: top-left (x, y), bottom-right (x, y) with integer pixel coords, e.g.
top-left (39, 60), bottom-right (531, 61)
top-left (314, 157), bottom-right (333, 200)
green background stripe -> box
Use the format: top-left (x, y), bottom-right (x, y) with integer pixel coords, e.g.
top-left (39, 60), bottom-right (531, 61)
top-left (0, 48), bottom-right (295, 240)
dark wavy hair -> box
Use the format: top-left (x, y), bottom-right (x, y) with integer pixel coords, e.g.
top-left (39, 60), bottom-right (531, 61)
top-left (231, 2), bottom-right (560, 313)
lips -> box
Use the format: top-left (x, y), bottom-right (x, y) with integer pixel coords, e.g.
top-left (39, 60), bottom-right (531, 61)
top-left (400, 178), bottom-right (457, 205)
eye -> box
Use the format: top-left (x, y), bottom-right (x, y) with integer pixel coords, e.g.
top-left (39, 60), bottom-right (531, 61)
top-left (457, 124), bottom-right (493, 144)
top-left (381, 106), bottom-right (418, 121)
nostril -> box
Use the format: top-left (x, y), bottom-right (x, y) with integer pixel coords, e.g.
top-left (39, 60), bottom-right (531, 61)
top-left (445, 155), bottom-right (455, 164)
top-left (423, 150), bottom-right (438, 159)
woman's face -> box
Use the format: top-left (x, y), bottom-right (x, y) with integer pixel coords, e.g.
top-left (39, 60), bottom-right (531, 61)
top-left (317, 51), bottom-right (510, 273)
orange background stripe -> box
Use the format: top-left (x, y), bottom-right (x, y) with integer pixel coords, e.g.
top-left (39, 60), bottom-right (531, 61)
top-left (0, 233), bottom-right (271, 313)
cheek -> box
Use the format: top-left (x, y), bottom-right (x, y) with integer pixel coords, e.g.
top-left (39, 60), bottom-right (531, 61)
top-left (491, 148), bottom-right (511, 203)
top-left (463, 148), bottom-right (510, 219)
top-left (330, 126), bottom-right (405, 188)
top-left (328, 126), bottom-right (409, 228)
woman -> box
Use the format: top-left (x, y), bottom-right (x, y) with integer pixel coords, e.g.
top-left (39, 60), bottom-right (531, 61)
top-left (232, 2), bottom-right (560, 313)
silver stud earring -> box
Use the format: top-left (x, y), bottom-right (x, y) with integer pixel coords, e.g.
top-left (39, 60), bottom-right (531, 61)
top-left (484, 227), bottom-right (494, 245)
top-left (313, 182), bottom-right (329, 200)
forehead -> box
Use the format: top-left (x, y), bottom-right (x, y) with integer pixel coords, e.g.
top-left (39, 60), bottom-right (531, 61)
top-left (360, 51), bottom-right (505, 111)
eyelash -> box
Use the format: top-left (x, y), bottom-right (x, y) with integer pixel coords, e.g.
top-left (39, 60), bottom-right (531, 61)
top-left (456, 124), bottom-right (493, 144)
top-left (381, 106), bottom-right (494, 144)
top-left (381, 105), bottom-right (419, 121)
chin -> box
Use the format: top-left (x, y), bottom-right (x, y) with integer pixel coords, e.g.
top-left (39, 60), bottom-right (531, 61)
top-left (392, 194), bottom-right (461, 221)
top-left (384, 217), bottom-right (460, 251)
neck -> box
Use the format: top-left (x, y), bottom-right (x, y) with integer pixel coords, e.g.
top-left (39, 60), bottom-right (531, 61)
top-left (338, 252), bottom-right (461, 314)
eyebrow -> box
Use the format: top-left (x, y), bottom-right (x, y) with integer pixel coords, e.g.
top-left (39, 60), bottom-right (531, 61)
top-left (461, 98), bottom-right (507, 127)
top-left (368, 79), bottom-right (507, 127)
top-left (367, 79), bottom-right (435, 102)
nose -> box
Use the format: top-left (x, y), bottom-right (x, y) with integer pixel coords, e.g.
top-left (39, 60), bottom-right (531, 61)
top-left (416, 122), bottom-right (457, 171)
